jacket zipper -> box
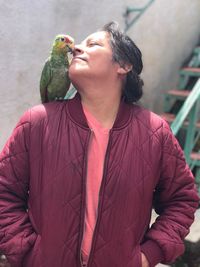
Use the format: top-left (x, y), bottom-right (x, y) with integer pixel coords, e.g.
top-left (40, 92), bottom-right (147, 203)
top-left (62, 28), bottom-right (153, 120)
top-left (79, 129), bottom-right (93, 267)
top-left (86, 129), bottom-right (113, 267)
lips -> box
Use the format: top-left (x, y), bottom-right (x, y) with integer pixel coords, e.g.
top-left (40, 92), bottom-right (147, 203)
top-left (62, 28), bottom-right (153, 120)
top-left (73, 56), bottom-right (87, 62)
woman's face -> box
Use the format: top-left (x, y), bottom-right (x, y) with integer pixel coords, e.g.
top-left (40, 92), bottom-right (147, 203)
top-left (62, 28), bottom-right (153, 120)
top-left (69, 31), bottom-right (119, 81)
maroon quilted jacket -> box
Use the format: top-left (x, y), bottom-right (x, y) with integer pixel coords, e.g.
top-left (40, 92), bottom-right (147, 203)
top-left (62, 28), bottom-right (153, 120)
top-left (0, 95), bottom-right (199, 267)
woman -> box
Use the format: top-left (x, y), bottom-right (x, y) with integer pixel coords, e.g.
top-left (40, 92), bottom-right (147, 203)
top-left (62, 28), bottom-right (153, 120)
top-left (0, 22), bottom-right (199, 267)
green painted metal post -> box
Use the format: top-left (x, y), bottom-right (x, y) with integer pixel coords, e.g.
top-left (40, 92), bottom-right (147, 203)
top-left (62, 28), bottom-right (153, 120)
top-left (124, 0), bottom-right (155, 32)
top-left (188, 47), bottom-right (200, 68)
top-left (195, 168), bottom-right (200, 195)
top-left (163, 95), bottom-right (173, 112)
top-left (184, 101), bottom-right (200, 163)
top-left (178, 75), bottom-right (190, 89)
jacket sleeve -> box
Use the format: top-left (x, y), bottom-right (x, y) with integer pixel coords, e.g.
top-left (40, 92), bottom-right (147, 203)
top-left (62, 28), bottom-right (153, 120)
top-left (140, 121), bottom-right (199, 267)
top-left (0, 110), bottom-right (37, 267)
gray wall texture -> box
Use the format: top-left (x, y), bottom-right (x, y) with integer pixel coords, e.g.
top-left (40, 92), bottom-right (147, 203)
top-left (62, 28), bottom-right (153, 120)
top-left (0, 0), bottom-right (200, 150)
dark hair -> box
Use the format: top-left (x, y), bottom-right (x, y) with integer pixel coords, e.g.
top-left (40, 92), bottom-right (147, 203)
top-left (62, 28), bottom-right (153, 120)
top-left (102, 21), bottom-right (143, 103)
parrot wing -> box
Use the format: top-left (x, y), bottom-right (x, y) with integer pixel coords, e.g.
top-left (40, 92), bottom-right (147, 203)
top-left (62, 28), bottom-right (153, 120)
top-left (40, 60), bottom-right (52, 103)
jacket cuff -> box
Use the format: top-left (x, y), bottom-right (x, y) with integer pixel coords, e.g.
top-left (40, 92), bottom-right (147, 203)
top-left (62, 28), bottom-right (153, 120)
top-left (140, 240), bottom-right (164, 267)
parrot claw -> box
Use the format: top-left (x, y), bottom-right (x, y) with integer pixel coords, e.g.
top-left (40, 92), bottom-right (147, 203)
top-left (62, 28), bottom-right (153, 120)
top-left (55, 97), bottom-right (64, 101)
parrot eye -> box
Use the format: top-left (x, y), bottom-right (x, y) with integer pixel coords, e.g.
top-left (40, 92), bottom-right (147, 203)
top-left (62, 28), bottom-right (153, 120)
top-left (60, 37), bottom-right (65, 42)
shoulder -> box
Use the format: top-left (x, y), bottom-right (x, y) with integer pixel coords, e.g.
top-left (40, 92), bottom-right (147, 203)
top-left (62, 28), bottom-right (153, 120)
top-left (19, 101), bottom-right (69, 129)
top-left (129, 105), bottom-right (187, 166)
top-left (131, 104), bottom-right (170, 134)
top-left (130, 105), bottom-right (184, 156)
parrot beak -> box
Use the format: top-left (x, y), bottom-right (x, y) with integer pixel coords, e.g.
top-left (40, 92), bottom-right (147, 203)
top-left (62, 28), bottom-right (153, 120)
top-left (68, 43), bottom-right (75, 54)
top-left (63, 35), bottom-right (75, 54)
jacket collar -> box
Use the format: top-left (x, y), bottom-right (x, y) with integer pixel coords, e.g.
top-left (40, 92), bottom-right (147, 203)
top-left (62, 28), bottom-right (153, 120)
top-left (67, 93), bottom-right (132, 130)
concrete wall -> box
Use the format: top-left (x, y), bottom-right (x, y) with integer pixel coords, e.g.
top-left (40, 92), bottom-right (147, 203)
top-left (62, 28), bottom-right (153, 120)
top-left (0, 0), bottom-right (200, 150)
top-left (128, 0), bottom-right (200, 111)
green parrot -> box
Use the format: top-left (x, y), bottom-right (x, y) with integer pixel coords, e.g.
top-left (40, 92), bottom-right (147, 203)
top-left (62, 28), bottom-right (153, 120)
top-left (40, 34), bottom-right (75, 103)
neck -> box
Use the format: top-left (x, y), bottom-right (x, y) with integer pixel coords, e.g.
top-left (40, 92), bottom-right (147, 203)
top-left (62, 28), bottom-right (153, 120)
top-left (78, 81), bottom-right (122, 129)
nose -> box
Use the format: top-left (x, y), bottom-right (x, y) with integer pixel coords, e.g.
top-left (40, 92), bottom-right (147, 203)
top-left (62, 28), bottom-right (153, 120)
top-left (73, 44), bottom-right (84, 56)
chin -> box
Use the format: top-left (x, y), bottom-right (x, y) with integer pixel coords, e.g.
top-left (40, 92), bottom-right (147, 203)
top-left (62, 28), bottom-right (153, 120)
top-left (69, 66), bottom-right (91, 81)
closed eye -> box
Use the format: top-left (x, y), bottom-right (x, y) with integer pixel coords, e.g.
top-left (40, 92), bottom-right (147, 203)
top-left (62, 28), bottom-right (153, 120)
top-left (88, 42), bottom-right (100, 47)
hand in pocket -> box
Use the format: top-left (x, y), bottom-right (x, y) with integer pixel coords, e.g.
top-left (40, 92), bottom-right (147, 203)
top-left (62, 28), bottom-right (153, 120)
top-left (141, 252), bottom-right (149, 267)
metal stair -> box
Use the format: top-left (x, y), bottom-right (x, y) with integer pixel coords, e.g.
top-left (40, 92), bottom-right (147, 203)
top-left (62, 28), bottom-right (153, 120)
top-left (123, 0), bottom-right (155, 32)
top-left (161, 46), bottom-right (200, 196)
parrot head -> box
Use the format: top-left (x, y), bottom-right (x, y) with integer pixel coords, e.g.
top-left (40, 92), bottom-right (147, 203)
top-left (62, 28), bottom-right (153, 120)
top-left (53, 34), bottom-right (75, 53)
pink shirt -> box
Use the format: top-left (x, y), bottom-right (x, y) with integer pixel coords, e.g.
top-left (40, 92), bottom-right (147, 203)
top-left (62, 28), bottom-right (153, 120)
top-left (81, 106), bottom-right (109, 265)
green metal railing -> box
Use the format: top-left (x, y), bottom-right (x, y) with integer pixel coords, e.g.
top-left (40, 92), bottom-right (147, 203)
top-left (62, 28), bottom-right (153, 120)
top-left (171, 79), bottom-right (200, 136)
top-left (124, 0), bottom-right (155, 32)
top-left (169, 76), bottom-right (200, 266)
top-left (171, 78), bottom-right (200, 161)
top-left (170, 78), bottom-right (200, 195)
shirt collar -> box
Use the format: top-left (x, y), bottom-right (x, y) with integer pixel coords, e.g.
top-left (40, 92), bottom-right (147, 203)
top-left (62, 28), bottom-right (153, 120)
top-left (67, 93), bottom-right (133, 130)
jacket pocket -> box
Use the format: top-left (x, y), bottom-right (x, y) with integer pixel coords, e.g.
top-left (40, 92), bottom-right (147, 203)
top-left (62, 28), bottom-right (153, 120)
top-left (22, 234), bottom-right (41, 267)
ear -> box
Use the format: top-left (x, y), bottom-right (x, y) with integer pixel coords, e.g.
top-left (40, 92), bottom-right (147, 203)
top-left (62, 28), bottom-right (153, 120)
top-left (117, 64), bottom-right (132, 74)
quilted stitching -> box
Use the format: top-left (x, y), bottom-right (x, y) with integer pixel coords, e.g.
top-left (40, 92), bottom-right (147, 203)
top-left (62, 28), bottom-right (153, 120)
top-left (0, 100), bottom-right (198, 267)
